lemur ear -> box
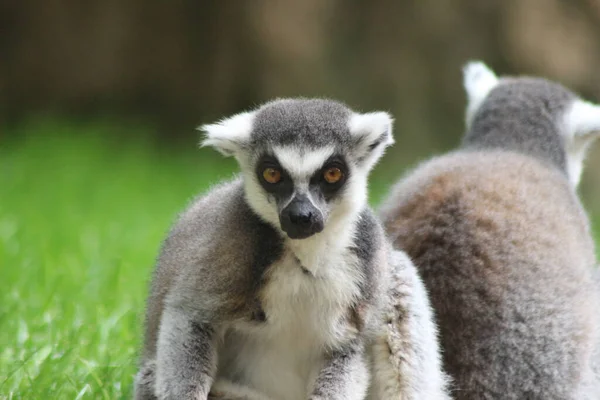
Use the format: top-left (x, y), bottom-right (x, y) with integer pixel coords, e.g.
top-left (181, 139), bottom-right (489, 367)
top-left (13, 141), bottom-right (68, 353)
top-left (463, 61), bottom-right (499, 126)
top-left (562, 99), bottom-right (600, 187)
top-left (348, 111), bottom-right (394, 171)
top-left (564, 99), bottom-right (600, 139)
top-left (199, 111), bottom-right (256, 157)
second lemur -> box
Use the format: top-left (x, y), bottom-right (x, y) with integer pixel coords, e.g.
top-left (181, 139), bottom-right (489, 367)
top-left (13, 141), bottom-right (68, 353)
top-left (380, 62), bottom-right (600, 399)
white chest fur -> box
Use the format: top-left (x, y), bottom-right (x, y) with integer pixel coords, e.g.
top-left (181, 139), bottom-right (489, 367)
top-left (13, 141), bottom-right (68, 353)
top-left (215, 247), bottom-right (363, 400)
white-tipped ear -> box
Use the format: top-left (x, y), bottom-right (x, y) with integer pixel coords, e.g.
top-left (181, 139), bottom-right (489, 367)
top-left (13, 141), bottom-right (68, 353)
top-left (199, 111), bottom-right (256, 157)
top-left (562, 99), bottom-right (600, 187)
top-left (463, 61), bottom-right (499, 125)
top-left (564, 100), bottom-right (600, 138)
top-left (348, 111), bottom-right (394, 170)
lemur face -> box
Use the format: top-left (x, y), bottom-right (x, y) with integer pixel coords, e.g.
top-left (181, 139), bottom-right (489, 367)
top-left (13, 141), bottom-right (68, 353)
top-left (252, 147), bottom-right (350, 239)
top-left (201, 98), bottom-right (394, 239)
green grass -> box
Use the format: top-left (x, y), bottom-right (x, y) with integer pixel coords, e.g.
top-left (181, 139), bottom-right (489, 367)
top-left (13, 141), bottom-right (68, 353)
top-left (1, 119), bottom-right (598, 399)
top-left (0, 120), bottom-right (240, 399)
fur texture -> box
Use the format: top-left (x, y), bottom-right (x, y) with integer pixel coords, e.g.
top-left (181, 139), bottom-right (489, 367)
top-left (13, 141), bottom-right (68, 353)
top-left (134, 98), bottom-right (449, 400)
top-left (368, 251), bottom-right (450, 400)
top-left (379, 62), bottom-right (600, 399)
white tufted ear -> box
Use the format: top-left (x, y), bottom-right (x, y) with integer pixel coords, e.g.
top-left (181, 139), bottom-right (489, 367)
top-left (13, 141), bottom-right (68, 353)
top-left (348, 111), bottom-right (394, 171)
top-left (564, 100), bottom-right (600, 139)
top-left (199, 111), bottom-right (256, 157)
top-left (562, 99), bottom-right (600, 187)
top-left (463, 61), bottom-right (499, 126)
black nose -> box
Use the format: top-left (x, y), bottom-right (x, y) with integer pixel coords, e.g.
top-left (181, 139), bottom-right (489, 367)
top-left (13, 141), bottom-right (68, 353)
top-left (289, 209), bottom-right (313, 226)
top-left (280, 195), bottom-right (324, 239)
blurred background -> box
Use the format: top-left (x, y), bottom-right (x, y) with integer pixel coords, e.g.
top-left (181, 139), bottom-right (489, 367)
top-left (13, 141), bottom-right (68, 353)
top-left (2, 0), bottom-right (600, 201)
top-left (1, 1), bottom-right (600, 398)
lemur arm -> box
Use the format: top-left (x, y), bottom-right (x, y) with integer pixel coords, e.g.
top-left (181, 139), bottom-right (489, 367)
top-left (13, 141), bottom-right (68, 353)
top-left (309, 342), bottom-right (370, 400)
top-left (370, 250), bottom-right (450, 400)
top-left (155, 305), bottom-right (217, 400)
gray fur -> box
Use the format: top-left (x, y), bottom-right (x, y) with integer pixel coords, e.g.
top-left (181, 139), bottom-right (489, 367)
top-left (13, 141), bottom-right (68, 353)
top-left (379, 62), bottom-right (600, 399)
top-left (367, 250), bottom-right (451, 400)
top-left (310, 345), bottom-right (370, 400)
top-left (134, 99), bottom-right (450, 399)
top-left (251, 99), bottom-right (352, 149)
top-left (463, 77), bottom-right (574, 172)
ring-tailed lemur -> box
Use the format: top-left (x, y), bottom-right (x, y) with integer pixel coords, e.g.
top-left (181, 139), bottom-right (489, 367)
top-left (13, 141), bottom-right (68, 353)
top-left (133, 98), bottom-right (450, 400)
top-left (379, 61), bottom-right (600, 399)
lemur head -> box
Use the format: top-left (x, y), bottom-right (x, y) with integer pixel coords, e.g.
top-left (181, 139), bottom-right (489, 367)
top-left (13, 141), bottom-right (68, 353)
top-left (463, 61), bottom-right (600, 187)
top-left (201, 98), bottom-right (393, 239)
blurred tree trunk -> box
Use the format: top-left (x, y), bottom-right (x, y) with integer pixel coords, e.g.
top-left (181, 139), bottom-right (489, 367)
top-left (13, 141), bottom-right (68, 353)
top-left (1, 0), bottom-right (600, 143)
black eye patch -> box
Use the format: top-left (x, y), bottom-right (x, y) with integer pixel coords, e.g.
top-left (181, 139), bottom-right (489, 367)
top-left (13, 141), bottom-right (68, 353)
top-left (255, 155), bottom-right (294, 196)
top-left (310, 155), bottom-right (349, 200)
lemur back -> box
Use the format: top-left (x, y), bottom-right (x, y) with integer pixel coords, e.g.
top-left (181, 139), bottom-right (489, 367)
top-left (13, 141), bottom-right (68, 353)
top-left (135, 98), bottom-right (450, 400)
top-left (379, 62), bottom-right (600, 399)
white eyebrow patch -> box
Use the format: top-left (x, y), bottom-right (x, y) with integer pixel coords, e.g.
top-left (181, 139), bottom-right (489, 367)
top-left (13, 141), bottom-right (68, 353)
top-left (273, 145), bottom-right (335, 181)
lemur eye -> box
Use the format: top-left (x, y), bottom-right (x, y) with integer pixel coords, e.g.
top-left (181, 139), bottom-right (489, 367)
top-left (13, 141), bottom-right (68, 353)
top-left (323, 167), bottom-right (343, 184)
top-left (262, 168), bottom-right (282, 184)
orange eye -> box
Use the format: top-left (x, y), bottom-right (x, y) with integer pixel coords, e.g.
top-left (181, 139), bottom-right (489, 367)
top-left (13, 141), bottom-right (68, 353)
top-left (263, 168), bottom-right (282, 184)
top-left (324, 167), bottom-right (343, 184)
